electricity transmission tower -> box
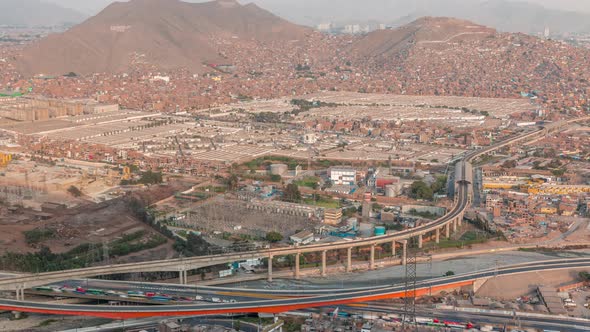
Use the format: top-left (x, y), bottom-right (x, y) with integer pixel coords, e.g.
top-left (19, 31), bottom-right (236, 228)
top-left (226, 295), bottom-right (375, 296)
top-left (401, 239), bottom-right (418, 329)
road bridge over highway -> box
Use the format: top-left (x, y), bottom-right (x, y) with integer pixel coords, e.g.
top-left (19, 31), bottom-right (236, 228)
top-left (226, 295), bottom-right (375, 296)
top-left (1, 258), bottom-right (590, 319)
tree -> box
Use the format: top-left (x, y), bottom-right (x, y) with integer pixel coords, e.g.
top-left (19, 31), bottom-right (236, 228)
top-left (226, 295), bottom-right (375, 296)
top-left (282, 183), bottom-right (302, 203)
top-left (138, 170), bottom-right (163, 185)
top-left (266, 231), bottom-right (283, 243)
top-left (430, 176), bottom-right (448, 194)
top-left (67, 185), bottom-right (82, 197)
top-left (226, 174), bottom-right (239, 191)
top-left (444, 271), bottom-right (455, 276)
top-left (269, 174), bottom-right (282, 182)
top-left (410, 181), bottom-right (433, 200)
top-left (552, 168), bottom-right (566, 177)
top-left (579, 271), bottom-right (590, 282)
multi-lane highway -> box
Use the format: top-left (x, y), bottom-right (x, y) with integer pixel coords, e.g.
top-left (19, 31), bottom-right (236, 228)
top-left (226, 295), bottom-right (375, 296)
top-left (1, 257), bottom-right (590, 319)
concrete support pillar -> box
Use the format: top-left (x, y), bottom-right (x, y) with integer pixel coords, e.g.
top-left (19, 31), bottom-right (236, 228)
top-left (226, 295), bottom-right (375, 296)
top-left (295, 253), bottom-right (301, 279)
top-left (458, 213), bottom-right (463, 226)
top-left (391, 240), bottom-right (396, 256)
top-left (267, 254), bottom-right (274, 282)
top-left (435, 228), bottom-right (440, 244)
top-left (418, 234), bottom-right (423, 249)
top-left (321, 250), bottom-right (327, 277)
top-left (346, 247), bottom-right (352, 273)
top-left (401, 240), bottom-right (407, 266)
top-left (369, 244), bottom-right (375, 270)
top-left (445, 223), bottom-right (450, 238)
top-left (179, 270), bottom-right (187, 285)
top-left (452, 218), bottom-right (458, 232)
top-left (15, 286), bottom-right (24, 301)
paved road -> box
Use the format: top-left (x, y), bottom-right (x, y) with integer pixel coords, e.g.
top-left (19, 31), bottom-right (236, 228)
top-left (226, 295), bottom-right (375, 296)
top-left (2, 258), bottom-right (590, 318)
top-left (345, 305), bottom-right (590, 332)
top-left (36, 252), bottom-right (590, 304)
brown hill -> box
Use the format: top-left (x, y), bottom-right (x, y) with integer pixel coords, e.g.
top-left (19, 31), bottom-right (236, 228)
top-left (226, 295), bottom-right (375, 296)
top-left (17, 0), bottom-right (311, 76)
top-left (348, 17), bottom-right (496, 59)
top-left (343, 17), bottom-right (588, 103)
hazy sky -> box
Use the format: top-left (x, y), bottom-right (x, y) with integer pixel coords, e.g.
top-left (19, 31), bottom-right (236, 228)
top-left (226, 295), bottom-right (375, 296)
top-left (46, 0), bottom-right (590, 16)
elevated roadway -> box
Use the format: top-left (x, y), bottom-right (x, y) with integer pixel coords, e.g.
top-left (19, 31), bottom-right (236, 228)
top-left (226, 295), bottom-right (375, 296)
top-left (1, 258), bottom-right (590, 319)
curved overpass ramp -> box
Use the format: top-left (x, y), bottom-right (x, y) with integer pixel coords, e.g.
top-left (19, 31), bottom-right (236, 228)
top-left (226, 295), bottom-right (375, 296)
top-left (0, 258), bottom-right (589, 319)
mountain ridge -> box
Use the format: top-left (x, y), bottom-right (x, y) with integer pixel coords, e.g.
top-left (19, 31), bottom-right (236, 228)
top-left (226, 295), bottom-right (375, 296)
top-left (17, 0), bottom-right (311, 76)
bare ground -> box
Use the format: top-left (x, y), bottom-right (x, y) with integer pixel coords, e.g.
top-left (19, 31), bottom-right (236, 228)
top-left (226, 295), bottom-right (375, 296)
top-left (476, 268), bottom-right (586, 300)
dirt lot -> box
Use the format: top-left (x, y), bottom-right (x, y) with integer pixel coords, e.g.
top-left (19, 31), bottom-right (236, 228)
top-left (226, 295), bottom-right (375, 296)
top-left (0, 180), bottom-right (191, 261)
top-left (476, 268), bottom-right (586, 300)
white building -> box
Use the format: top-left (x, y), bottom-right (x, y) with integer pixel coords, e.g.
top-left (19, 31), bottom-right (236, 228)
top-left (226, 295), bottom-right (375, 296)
top-left (302, 133), bottom-right (317, 144)
top-left (329, 166), bottom-right (356, 185)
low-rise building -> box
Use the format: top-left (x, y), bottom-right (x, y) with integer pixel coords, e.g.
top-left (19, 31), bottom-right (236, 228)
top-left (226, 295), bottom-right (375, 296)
top-left (324, 208), bottom-right (343, 225)
top-left (328, 166), bottom-right (356, 185)
top-left (290, 230), bottom-right (315, 245)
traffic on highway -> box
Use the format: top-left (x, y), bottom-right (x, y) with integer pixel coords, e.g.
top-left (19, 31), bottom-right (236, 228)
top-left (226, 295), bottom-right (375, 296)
top-left (3, 257), bottom-right (590, 319)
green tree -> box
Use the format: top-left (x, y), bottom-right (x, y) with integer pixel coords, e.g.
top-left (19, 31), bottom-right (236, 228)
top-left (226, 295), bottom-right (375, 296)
top-left (430, 175), bottom-right (448, 194)
top-left (282, 183), bottom-right (302, 203)
top-left (552, 168), bottom-right (566, 177)
top-left (444, 270), bottom-right (455, 276)
top-left (410, 180), bottom-right (434, 200)
top-left (265, 231), bottom-right (283, 243)
top-left (269, 174), bottom-right (282, 182)
top-left (138, 170), bottom-right (163, 185)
